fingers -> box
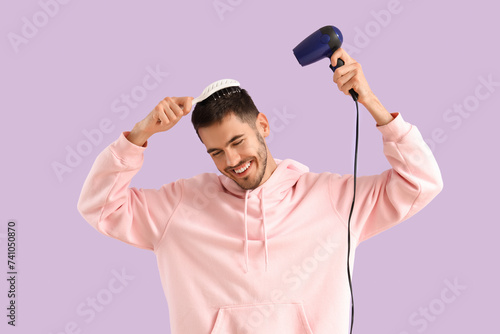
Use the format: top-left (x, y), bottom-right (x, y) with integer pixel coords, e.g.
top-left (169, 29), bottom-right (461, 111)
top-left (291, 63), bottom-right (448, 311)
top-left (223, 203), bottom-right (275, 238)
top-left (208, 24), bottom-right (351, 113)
top-left (166, 97), bottom-right (186, 117)
top-left (328, 48), bottom-right (362, 96)
top-left (138, 96), bottom-right (193, 138)
top-left (331, 48), bottom-right (357, 95)
top-left (172, 96), bottom-right (194, 115)
top-left (334, 62), bottom-right (362, 96)
top-left (154, 101), bottom-right (169, 125)
top-left (154, 97), bottom-right (181, 127)
top-left (330, 48), bottom-right (353, 69)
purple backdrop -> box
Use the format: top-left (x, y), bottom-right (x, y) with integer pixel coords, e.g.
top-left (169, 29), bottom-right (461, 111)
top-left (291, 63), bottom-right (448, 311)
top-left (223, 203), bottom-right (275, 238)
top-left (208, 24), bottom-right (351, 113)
top-left (1, 0), bottom-right (498, 333)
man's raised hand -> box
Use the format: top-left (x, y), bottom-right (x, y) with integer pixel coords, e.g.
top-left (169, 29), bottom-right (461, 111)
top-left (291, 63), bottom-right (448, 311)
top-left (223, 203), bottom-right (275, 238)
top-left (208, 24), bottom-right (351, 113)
top-left (330, 48), bottom-right (374, 105)
top-left (126, 96), bottom-right (193, 147)
top-left (330, 48), bottom-right (394, 126)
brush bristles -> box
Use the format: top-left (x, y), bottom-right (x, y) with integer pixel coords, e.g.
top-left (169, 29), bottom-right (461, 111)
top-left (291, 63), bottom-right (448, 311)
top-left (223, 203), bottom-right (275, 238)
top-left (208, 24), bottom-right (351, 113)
top-left (212, 87), bottom-right (241, 101)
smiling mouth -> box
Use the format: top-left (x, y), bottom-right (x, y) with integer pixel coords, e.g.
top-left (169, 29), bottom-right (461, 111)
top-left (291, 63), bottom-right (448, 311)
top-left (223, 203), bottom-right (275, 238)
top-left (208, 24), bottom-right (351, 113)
top-left (229, 160), bottom-right (252, 177)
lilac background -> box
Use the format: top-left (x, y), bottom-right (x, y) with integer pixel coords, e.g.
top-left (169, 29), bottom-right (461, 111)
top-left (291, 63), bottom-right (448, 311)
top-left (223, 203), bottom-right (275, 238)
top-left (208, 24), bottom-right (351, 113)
top-left (1, 0), bottom-right (499, 333)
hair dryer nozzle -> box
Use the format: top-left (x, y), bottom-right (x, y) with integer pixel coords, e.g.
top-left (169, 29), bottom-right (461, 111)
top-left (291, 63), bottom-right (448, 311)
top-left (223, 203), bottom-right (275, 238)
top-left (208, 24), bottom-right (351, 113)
top-left (293, 25), bottom-right (343, 67)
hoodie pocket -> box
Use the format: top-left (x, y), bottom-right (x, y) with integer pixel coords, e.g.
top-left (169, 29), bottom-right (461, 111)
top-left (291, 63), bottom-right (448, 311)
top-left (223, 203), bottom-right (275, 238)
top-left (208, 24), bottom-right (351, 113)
top-left (210, 302), bottom-right (314, 334)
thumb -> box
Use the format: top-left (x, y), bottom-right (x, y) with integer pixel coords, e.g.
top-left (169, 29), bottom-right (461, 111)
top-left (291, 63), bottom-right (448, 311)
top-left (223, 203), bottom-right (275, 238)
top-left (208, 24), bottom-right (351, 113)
top-left (183, 96), bottom-right (194, 115)
top-left (330, 47), bottom-right (349, 68)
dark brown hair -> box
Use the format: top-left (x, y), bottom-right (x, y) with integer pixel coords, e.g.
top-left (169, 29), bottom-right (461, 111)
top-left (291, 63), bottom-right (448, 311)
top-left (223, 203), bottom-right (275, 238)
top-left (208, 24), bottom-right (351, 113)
top-left (191, 88), bottom-right (260, 140)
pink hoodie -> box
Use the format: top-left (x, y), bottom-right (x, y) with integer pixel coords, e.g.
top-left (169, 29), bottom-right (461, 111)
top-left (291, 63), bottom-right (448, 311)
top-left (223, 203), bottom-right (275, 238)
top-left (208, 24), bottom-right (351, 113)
top-left (77, 112), bottom-right (443, 333)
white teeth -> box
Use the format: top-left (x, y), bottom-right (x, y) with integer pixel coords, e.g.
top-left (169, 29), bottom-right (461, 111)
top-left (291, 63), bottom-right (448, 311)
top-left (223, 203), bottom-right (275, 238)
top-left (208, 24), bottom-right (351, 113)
top-left (234, 161), bottom-right (251, 174)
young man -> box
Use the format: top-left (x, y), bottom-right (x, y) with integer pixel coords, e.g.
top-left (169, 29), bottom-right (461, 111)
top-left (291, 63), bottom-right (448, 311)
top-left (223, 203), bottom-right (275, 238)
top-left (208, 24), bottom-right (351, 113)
top-left (78, 48), bottom-right (443, 334)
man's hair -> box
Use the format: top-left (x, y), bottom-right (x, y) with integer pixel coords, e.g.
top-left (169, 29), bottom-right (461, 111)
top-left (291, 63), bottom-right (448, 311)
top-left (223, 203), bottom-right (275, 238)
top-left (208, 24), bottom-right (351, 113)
top-left (191, 88), bottom-right (260, 140)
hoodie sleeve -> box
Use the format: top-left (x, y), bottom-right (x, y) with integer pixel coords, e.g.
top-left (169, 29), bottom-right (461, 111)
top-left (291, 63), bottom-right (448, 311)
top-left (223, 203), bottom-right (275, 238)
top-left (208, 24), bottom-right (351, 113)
top-left (330, 113), bottom-right (443, 246)
top-left (77, 132), bottom-right (183, 251)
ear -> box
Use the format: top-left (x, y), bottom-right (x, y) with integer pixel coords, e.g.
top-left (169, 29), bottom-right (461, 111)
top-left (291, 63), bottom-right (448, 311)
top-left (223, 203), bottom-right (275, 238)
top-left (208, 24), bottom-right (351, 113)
top-left (255, 113), bottom-right (270, 137)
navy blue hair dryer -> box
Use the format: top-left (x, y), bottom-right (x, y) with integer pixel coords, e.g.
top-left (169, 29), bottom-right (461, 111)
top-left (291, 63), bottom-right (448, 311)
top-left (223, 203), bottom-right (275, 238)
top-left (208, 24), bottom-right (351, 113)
top-left (293, 25), bottom-right (359, 101)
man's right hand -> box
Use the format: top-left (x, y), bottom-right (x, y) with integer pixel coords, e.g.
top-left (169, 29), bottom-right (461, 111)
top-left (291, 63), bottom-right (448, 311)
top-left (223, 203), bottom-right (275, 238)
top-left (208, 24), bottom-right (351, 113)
top-left (126, 96), bottom-right (194, 147)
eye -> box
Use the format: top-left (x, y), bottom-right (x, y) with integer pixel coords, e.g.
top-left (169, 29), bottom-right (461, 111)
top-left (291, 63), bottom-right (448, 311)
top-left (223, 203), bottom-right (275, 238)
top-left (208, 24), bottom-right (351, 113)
top-left (211, 151), bottom-right (221, 157)
top-left (234, 139), bottom-right (244, 146)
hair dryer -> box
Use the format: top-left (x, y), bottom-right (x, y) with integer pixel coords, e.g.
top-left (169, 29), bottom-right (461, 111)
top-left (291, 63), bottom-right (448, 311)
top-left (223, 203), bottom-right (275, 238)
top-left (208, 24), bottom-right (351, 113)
top-left (293, 25), bottom-right (358, 101)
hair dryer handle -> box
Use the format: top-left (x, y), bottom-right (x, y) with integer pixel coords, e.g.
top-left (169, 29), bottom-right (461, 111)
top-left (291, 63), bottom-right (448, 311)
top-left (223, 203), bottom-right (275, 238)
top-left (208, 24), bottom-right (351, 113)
top-left (330, 59), bottom-right (359, 101)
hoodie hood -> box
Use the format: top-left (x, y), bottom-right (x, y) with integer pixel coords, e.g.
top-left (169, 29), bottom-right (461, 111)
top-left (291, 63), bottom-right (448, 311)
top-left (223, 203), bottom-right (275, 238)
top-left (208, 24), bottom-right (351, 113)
top-left (218, 159), bottom-right (309, 273)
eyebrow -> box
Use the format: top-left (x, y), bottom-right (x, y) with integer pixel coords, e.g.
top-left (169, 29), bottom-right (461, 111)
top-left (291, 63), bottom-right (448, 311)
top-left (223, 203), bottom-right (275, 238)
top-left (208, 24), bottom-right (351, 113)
top-left (206, 134), bottom-right (245, 154)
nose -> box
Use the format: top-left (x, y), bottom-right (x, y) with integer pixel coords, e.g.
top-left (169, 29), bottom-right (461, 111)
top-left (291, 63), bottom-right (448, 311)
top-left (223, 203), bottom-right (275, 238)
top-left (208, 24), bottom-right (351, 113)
top-left (225, 149), bottom-right (241, 168)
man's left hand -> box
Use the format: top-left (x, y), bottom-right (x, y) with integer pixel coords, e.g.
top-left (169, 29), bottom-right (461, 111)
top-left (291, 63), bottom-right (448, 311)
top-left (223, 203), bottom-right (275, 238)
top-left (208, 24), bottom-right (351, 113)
top-left (330, 48), bottom-right (374, 105)
top-left (330, 48), bottom-right (395, 126)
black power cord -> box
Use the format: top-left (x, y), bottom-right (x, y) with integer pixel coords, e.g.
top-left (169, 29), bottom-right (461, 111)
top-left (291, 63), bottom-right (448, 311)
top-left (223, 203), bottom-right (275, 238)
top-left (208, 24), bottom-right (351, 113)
top-left (329, 61), bottom-right (359, 334)
top-left (346, 98), bottom-right (359, 334)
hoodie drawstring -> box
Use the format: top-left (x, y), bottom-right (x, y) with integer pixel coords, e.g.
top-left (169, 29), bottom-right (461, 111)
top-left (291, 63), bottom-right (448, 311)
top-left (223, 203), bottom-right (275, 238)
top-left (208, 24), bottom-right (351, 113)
top-left (243, 188), bottom-right (269, 273)
top-left (261, 188), bottom-right (269, 272)
top-left (244, 190), bottom-right (249, 273)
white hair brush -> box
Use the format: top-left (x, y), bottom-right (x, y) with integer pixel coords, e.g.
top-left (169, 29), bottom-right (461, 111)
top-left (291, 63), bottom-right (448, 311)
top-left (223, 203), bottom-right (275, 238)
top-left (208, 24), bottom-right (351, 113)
top-left (191, 79), bottom-right (241, 105)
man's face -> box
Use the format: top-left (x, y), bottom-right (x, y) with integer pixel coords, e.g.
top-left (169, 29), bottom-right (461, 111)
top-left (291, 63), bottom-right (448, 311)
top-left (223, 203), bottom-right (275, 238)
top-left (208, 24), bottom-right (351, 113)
top-left (198, 113), bottom-right (274, 190)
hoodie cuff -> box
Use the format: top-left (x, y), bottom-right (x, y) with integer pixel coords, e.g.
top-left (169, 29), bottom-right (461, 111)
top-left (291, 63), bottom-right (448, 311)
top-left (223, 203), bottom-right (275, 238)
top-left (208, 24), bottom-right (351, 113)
top-left (108, 131), bottom-right (147, 168)
top-left (376, 112), bottom-right (412, 143)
